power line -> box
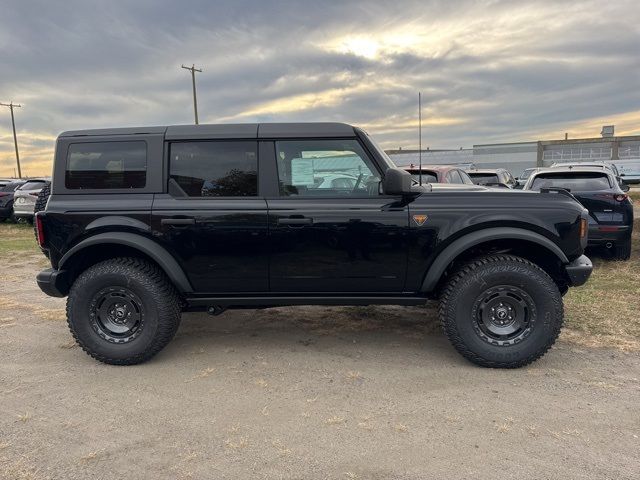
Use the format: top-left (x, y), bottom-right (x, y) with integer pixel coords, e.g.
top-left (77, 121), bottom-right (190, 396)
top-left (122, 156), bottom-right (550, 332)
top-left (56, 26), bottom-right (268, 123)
top-left (0, 101), bottom-right (22, 178)
top-left (181, 64), bottom-right (202, 125)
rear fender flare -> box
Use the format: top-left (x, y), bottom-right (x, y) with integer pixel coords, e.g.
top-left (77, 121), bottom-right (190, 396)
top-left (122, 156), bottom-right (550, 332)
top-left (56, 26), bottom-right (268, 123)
top-left (421, 227), bottom-right (569, 293)
top-left (59, 232), bottom-right (193, 293)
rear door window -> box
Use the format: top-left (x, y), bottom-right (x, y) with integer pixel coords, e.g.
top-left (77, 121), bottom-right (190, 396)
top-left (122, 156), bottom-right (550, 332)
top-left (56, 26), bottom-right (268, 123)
top-left (169, 141), bottom-right (258, 197)
top-left (66, 141), bottom-right (147, 189)
top-left (531, 173), bottom-right (611, 191)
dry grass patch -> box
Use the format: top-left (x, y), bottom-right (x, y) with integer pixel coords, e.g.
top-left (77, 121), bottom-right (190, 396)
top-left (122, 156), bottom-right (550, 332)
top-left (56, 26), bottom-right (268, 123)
top-left (17, 412), bottom-right (31, 423)
top-left (563, 219), bottom-right (640, 350)
top-left (0, 223), bottom-right (38, 255)
top-left (224, 437), bottom-right (248, 450)
top-left (325, 415), bottom-right (346, 425)
top-left (34, 308), bottom-right (65, 322)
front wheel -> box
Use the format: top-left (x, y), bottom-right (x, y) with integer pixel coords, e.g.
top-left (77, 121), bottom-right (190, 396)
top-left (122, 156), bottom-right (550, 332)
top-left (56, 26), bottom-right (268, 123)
top-left (439, 254), bottom-right (563, 368)
top-left (67, 258), bottom-right (182, 365)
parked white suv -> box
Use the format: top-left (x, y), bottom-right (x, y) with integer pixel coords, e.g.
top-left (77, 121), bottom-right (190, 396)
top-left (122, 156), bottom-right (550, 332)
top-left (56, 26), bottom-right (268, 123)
top-left (13, 178), bottom-right (50, 222)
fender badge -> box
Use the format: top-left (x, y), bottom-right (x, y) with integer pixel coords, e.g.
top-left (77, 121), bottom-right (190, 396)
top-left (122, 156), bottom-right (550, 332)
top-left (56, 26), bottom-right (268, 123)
top-left (413, 214), bottom-right (428, 226)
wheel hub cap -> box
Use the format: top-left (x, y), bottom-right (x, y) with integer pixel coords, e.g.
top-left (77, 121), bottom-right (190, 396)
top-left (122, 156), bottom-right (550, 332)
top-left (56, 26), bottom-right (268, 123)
top-left (471, 285), bottom-right (536, 346)
top-left (89, 287), bottom-right (145, 344)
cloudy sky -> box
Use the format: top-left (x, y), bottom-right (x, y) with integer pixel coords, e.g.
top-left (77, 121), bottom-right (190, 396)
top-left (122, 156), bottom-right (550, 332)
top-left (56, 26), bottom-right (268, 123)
top-left (1, 0), bottom-right (639, 176)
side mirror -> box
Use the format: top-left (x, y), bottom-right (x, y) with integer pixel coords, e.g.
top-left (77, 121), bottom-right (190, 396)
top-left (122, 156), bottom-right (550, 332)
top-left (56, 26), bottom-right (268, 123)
top-left (382, 168), bottom-right (414, 195)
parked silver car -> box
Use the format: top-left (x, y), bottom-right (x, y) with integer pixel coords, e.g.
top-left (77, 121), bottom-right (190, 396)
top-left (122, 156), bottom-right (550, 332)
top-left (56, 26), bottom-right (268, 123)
top-left (13, 178), bottom-right (50, 222)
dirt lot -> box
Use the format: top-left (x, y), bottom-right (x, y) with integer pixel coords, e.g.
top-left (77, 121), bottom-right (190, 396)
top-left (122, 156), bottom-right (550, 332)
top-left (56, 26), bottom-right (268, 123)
top-left (1, 222), bottom-right (639, 479)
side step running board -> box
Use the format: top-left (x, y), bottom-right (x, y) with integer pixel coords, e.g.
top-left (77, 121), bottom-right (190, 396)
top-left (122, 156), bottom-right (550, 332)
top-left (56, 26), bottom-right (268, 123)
top-left (186, 296), bottom-right (429, 308)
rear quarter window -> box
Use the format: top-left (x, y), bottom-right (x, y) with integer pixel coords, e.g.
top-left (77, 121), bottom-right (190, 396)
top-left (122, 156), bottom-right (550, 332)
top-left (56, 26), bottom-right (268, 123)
top-left (531, 173), bottom-right (611, 191)
top-left (66, 141), bottom-right (147, 189)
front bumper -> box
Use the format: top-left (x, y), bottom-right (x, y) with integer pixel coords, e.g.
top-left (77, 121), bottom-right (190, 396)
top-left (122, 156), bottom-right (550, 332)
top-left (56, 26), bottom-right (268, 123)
top-left (36, 268), bottom-right (69, 298)
top-left (564, 255), bottom-right (593, 287)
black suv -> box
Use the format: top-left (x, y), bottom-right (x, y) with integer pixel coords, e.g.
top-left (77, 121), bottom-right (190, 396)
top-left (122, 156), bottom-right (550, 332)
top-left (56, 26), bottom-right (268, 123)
top-left (524, 167), bottom-right (634, 260)
top-left (35, 123), bottom-right (592, 368)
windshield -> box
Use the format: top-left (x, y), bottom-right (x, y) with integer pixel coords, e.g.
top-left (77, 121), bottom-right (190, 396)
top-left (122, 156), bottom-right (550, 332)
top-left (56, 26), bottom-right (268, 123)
top-left (530, 173), bottom-right (611, 191)
top-left (18, 180), bottom-right (47, 190)
top-left (468, 173), bottom-right (499, 184)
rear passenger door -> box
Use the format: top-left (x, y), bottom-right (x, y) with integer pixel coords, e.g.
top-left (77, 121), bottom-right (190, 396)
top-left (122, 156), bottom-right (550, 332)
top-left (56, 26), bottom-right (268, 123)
top-left (151, 140), bottom-right (269, 293)
top-left (265, 138), bottom-right (409, 293)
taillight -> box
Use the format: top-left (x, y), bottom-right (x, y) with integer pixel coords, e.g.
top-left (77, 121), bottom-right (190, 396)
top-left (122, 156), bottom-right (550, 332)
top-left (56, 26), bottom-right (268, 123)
top-left (580, 218), bottom-right (587, 238)
top-left (0, 192), bottom-right (8, 197)
top-left (35, 214), bottom-right (45, 248)
top-left (614, 194), bottom-right (628, 202)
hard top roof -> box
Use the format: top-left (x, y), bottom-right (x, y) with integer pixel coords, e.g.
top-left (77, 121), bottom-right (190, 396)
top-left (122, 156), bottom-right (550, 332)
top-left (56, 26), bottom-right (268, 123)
top-left (59, 122), bottom-right (357, 139)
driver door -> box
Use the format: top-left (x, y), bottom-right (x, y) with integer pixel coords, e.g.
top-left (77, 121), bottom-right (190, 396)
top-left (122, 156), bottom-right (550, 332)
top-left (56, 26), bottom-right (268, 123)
top-left (266, 138), bottom-right (409, 293)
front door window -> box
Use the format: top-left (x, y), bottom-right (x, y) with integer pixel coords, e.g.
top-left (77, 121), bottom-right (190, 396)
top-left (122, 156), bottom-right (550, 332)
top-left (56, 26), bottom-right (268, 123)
top-left (275, 139), bottom-right (380, 197)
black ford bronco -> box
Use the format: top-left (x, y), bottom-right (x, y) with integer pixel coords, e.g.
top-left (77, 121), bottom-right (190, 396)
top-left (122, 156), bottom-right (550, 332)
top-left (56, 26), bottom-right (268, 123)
top-left (35, 123), bottom-right (593, 367)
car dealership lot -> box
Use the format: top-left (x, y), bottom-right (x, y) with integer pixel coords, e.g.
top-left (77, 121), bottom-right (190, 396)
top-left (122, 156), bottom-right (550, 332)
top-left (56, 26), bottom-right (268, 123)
top-left (1, 222), bottom-right (639, 479)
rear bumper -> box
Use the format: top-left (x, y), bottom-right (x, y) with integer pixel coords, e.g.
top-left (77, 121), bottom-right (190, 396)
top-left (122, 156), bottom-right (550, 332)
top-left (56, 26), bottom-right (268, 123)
top-left (564, 255), bottom-right (593, 287)
top-left (588, 225), bottom-right (632, 245)
top-left (36, 268), bottom-right (69, 298)
top-left (13, 201), bottom-right (35, 216)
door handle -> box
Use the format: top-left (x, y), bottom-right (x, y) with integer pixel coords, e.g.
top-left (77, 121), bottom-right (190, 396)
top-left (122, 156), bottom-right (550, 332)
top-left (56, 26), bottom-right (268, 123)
top-left (161, 218), bottom-right (195, 226)
top-left (277, 217), bottom-right (313, 226)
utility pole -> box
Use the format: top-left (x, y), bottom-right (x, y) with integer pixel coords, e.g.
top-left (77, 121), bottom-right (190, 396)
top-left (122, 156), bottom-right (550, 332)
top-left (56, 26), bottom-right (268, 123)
top-left (418, 92), bottom-right (422, 186)
top-left (181, 64), bottom-right (202, 124)
top-left (0, 101), bottom-right (22, 178)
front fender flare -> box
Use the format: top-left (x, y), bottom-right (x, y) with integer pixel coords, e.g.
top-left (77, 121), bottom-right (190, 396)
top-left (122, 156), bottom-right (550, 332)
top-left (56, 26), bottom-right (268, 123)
top-left (59, 232), bottom-right (193, 293)
top-left (420, 227), bottom-right (569, 293)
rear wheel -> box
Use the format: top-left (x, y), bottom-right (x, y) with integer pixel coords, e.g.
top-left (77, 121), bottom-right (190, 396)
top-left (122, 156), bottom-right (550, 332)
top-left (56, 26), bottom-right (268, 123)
top-left (613, 239), bottom-right (632, 261)
top-left (67, 258), bottom-right (182, 365)
top-left (439, 254), bottom-right (563, 368)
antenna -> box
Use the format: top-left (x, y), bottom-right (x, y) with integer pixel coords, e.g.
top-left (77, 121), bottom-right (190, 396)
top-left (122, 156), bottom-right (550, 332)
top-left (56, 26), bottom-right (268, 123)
top-left (418, 92), bottom-right (422, 186)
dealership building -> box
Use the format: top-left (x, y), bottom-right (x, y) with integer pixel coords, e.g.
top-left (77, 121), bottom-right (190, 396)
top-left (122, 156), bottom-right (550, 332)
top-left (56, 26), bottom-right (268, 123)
top-left (387, 126), bottom-right (640, 182)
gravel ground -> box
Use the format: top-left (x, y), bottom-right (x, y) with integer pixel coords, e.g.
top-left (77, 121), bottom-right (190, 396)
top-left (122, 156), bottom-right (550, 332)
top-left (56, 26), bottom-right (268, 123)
top-left (1, 253), bottom-right (639, 480)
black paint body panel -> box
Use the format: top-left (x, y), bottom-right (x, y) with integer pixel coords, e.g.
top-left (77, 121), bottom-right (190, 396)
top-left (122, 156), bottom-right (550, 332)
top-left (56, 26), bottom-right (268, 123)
top-left (37, 123), bottom-right (591, 301)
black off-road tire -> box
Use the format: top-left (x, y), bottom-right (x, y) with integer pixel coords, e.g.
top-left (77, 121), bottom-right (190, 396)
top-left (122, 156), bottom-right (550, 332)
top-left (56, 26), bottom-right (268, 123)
top-left (439, 254), bottom-right (563, 368)
top-left (67, 257), bottom-right (182, 365)
top-left (613, 239), bottom-right (632, 261)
